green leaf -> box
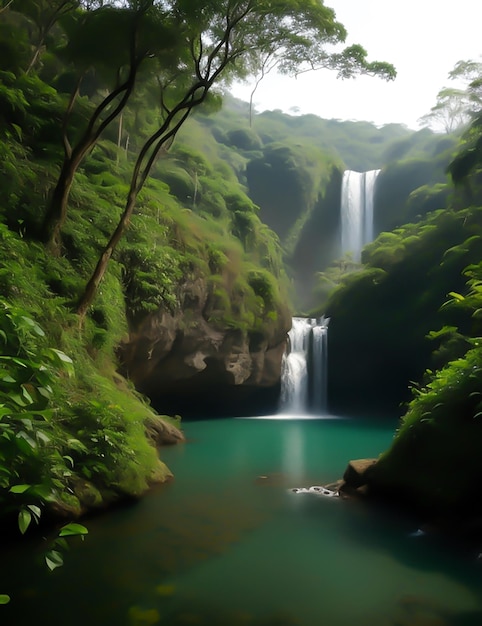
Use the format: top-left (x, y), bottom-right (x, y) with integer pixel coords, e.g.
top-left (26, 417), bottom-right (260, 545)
top-left (53, 538), bottom-right (68, 551)
top-left (9, 484), bottom-right (31, 494)
top-left (17, 431), bottom-right (37, 450)
top-left (50, 349), bottom-right (73, 364)
top-left (59, 523), bottom-right (88, 537)
top-left (18, 508), bottom-right (31, 534)
top-left (20, 316), bottom-right (45, 336)
top-left (0, 594), bottom-right (10, 604)
top-left (21, 386), bottom-right (34, 404)
top-left (27, 504), bottom-right (41, 522)
top-left (47, 349), bottom-right (75, 377)
top-left (14, 435), bottom-right (37, 456)
top-left (36, 431), bottom-right (51, 445)
top-left (67, 438), bottom-right (88, 453)
top-left (448, 291), bottom-right (465, 301)
top-left (11, 123), bottom-right (22, 141)
top-left (37, 387), bottom-right (52, 399)
top-left (50, 348), bottom-right (73, 364)
top-left (9, 394), bottom-right (27, 407)
top-left (0, 356), bottom-right (27, 368)
top-left (0, 374), bottom-right (16, 383)
top-left (45, 550), bottom-right (63, 571)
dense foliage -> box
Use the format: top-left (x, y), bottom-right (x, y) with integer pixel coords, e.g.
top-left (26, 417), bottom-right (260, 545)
top-left (364, 109), bottom-right (482, 517)
top-left (191, 97), bottom-right (451, 309)
top-left (369, 259), bottom-right (482, 516)
top-left (324, 204), bottom-right (482, 415)
top-left (319, 88), bottom-right (482, 516)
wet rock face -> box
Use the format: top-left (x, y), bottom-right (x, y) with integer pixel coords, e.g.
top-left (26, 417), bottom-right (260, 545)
top-left (118, 284), bottom-right (290, 417)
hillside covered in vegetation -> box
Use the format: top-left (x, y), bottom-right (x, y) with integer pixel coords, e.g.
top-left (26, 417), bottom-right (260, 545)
top-left (190, 96), bottom-right (457, 310)
top-left (0, 1), bottom-right (308, 527)
top-left (322, 96), bottom-right (482, 520)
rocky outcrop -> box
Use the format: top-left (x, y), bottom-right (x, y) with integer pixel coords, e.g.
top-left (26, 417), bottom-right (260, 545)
top-left (118, 277), bottom-right (291, 416)
top-left (343, 458), bottom-right (378, 488)
top-left (338, 457), bottom-right (482, 545)
top-left (145, 415), bottom-right (185, 446)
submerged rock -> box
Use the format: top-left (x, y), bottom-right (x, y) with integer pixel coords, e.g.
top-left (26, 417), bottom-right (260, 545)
top-left (289, 485), bottom-right (338, 497)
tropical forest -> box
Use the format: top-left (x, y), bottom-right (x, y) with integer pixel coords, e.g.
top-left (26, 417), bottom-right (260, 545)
top-left (1, 1), bottom-right (482, 625)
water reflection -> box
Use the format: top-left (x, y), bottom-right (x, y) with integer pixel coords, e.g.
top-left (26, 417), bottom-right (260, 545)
top-left (240, 412), bottom-right (342, 420)
top-left (1, 417), bottom-right (482, 626)
top-left (282, 421), bottom-right (305, 481)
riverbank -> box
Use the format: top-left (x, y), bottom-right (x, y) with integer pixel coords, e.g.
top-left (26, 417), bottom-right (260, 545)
top-left (339, 457), bottom-right (482, 553)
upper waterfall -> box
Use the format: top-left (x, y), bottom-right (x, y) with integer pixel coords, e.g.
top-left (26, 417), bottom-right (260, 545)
top-left (341, 169), bottom-right (380, 262)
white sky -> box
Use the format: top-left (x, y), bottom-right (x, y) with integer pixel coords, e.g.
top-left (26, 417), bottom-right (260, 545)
top-left (230, 0), bottom-right (482, 130)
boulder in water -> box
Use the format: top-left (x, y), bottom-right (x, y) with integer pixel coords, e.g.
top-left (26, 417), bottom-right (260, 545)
top-left (342, 458), bottom-right (378, 490)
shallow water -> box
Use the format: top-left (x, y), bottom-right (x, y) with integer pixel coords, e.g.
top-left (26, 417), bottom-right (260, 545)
top-left (2, 415), bottom-right (482, 626)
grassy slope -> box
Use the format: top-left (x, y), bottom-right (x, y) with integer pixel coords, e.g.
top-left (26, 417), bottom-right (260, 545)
top-left (0, 72), bottom-right (290, 526)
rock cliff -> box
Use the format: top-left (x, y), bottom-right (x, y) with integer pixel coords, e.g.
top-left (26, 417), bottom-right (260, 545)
top-left (118, 276), bottom-right (291, 417)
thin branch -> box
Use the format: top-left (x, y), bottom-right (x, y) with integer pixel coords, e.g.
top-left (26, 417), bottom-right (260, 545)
top-left (129, 82), bottom-right (206, 196)
top-left (205, 3), bottom-right (251, 77)
top-left (158, 77), bottom-right (171, 118)
top-left (82, 14), bottom-right (143, 140)
top-left (0, 0), bottom-right (13, 15)
top-left (194, 34), bottom-right (203, 81)
top-left (137, 104), bottom-right (193, 192)
top-left (26, 0), bottom-right (78, 73)
top-left (249, 52), bottom-right (278, 126)
top-left (61, 74), bottom-right (83, 159)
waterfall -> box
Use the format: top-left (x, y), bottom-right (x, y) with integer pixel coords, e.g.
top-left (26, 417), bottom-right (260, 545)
top-left (280, 318), bottom-right (311, 413)
top-left (341, 169), bottom-right (380, 262)
top-left (311, 322), bottom-right (328, 413)
top-left (280, 317), bottom-right (329, 415)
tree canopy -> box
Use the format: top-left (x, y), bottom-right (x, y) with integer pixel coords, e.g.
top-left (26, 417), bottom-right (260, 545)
top-left (419, 58), bottom-right (482, 133)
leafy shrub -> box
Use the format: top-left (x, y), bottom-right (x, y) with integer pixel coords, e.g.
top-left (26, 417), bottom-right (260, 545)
top-left (0, 301), bottom-right (75, 527)
top-left (226, 128), bottom-right (263, 151)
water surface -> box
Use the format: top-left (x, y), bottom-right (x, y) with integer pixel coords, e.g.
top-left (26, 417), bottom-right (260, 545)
top-left (2, 415), bottom-right (482, 626)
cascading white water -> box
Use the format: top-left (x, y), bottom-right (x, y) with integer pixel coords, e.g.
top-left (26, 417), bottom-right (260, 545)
top-left (341, 169), bottom-right (380, 262)
top-left (280, 318), bottom-right (311, 413)
top-left (363, 169), bottom-right (379, 246)
top-left (311, 317), bottom-right (329, 413)
top-left (280, 317), bottom-right (329, 414)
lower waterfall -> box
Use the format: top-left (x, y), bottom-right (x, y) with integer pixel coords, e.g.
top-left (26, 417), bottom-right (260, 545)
top-left (280, 317), bottom-right (329, 414)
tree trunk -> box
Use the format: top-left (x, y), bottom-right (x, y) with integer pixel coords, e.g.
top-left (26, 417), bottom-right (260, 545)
top-left (42, 158), bottom-right (79, 254)
top-left (42, 60), bottom-right (138, 253)
top-left (77, 190), bottom-right (137, 320)
top-left (116, 111), bottom-right (123, 168)
top-left (75, 77), bottom-right (209, 321)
